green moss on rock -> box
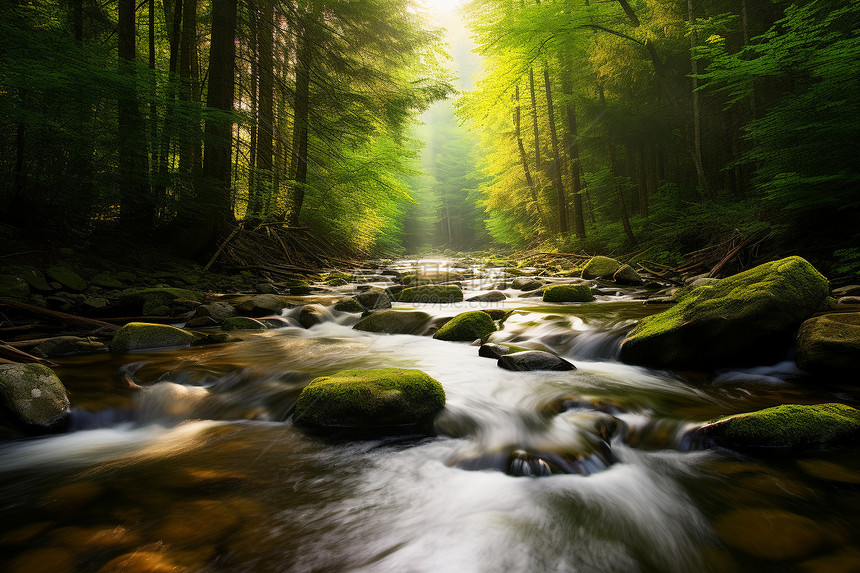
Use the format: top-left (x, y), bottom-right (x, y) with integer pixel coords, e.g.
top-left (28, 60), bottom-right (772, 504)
top-left (46, 266), bottom-right (88, 292)
top-left (701, 403), bottom-right (860, 448)
top-left (795, 312), bottom-right (860, 375)
top-left (285, 280), bottom-right (311, 295)
top-left (433, 311), bottom-right (496, 342)
top-left (334, 299), bottom-right (365, 313)
top-left (613, 264), bottom-right (644, 285)
top-left (110, 322), bottom-right (196, 352)
top-left (353, 310), bottom-right (431, 335)
top-left (292, 368), bottom-right (446, 431)
top-left (580, 256), bottom-right (623, 280)
top-left (398, 285), bottom-right (463, 303)
top-left (0, 364), bottom-right (70, 431)
top-left (542, 284), bottom-right (595, 303)
top-left (619, 256), bottom-right (829, 368)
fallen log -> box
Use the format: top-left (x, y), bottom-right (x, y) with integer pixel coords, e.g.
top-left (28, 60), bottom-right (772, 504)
top-left (0, 298), bottom-right (120, 332)
top-left (0, 341), bottom-right (57, 367)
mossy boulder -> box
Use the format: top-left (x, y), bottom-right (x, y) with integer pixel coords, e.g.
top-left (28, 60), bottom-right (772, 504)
top-left (334, 298), bottom-right (365, 313)
top-left (794, 313), bottom-right (860, 375)
top-left (699, 403), bottom-right (860, 449)
top-left (235, 294), bottom-right (287, 317)
top-left (46, 266), bottom-right (88, 292)
top-left (120, 288), bottom-right (205, 315)
top-left (432, 311), bottom-right (496, 342)
top-left (6, 266), bottom-right (52, 291)
top-left (354, 290), bottom-right (392, 310)
top-left (618, 256), bottom-right (829, 369)
top-left (221, 317), bottom-right (268, 331)
top-left (285, 280), bottom-right (311, 295)
top-left (511, 277), bottom-right (544, 291)
top-left (90, 272), bottom-right (125, 288)
top-left (110, 322), bottom-right (196, 352)
top-left (292, 368), bottom-right (446, 433)
top-left (0, 364), bottom-right (70, 432)
top-left (398, 285), bottom-right (463, 303)
top-left (581, 256), bottom-right (623, 280)
top-left (542, 284), bottom-right (594, 303)
top-left (0, 275), bottom-right (30, 299)
top-left (466, 290), bottom-right (507, 302)
top-left (353, 310), bottom-right (431, 335)
top-left (613, 264), bottom-right (644, 285)
top-left (192, 301), bottom-right (236, 324)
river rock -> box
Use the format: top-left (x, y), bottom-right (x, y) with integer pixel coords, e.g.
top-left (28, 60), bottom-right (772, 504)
top-left (90, 272), bottom-right (124, 288)
top-left (795, 312), bottom-right (860, 375)
top-left (581, 256), bottom-right (623, 279)
top-left (46, 266), bottom-right (88, 292)
top-left (325, 277), bottom-right (349, 287)
top-left (619, 256), bottom-right (829, 369)
top-left (353, 309), bottom-right (431, 335)
top-left (193, 301), bottom-right (236, 323)
top-left (466, 290), bottom-right (507, 302)
top-left (507, 450), bottom-right (552, 477)
top-left (837, 296), bottom-right (860, 306)
top-left (0, 364), bottom-right (70, 431)
top-left (292, 368), bottom-right (446, 433)
top-left (221, 317), bottom-right (268, 331)
top-left (714, 508), bottom-right (824, 560)
top-left (333, 298), bottom-right (364, 313)
top-left (110, 322), bottom-right (196, 352)
top-left (0, 275), bottom-right (30, 299)
top-left (121, 287), bottom-right (205, 315)
top-left (542, 284), bottom-right (594, 303)
top-left (433, 311), bottom-right (496, 342)
top-left (32, 336), bottom-right (106, 357)
top-left (613, 264), bottom-right (644, 285)
top-left (478, 343), bottom-right (515, 359)
top-left (297, 304), bottom-right (327, 328)
top-left (498, 351), bottom-right (576, 372)
top-left (354, 289), bottom-right (392, 310)
top-left (511, 277), bottom-right (543, 291)
top-left (185, 316), bottom-right (219, 328)
top-left (156, 498), bottom-right (240, 547)
top-left (285, 280), bottom-right (311, 295)
top-left (235, 294), bottom-right (287, 316)
top-left (82, 297), bottom-right (109, 310)
top-left (398, 285), bottom-right (464, 303)
top-left (699, 403), bottom-right (860, 449)
top-left (832, 285), bottom-right (860, 297)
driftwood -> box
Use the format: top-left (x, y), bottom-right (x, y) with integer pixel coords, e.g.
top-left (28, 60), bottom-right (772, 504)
top-left (0, 341), bottom-right (57, 366)
top-left (99, 314), bottom-right (191, 325)
top-left (0, 298), bottom-right (120, 332)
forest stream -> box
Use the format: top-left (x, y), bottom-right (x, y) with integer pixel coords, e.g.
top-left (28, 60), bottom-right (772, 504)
top-left (1, 260), bottom-right (859, 572)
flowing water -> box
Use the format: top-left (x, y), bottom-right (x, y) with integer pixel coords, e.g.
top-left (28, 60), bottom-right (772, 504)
top-left (2, 260), bottom-right (860, 572)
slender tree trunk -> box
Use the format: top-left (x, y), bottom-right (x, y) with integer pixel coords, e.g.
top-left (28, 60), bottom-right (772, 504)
top-left (687, 0), bottom-right (705, 191)
top-left (609, 143), bottom-right (636, 246)
top-left (288, 26), bottom-right (311, 227)
top-left (73, 0), bottom-right (83, 42)
top-left (528, 67), bottom-right (540, 171)
top-left (179, 0), bottom-right (196, 177)
top-left (560, 72), bottom-right (586, 238)
top-left (250, 0), bottom-right (274, 218)
top-left (514, 85), bottom-right (546, 228)
top-left (635, 144), bottom-right (648, 217)
top-left (248, 29), bottom-right (258, 213)
top-left (118, 0), bottom-right (151, 227)
top-left (543, 67), bottom-right (568, 234)
top-left (203, 0), bottom-right (238, 229)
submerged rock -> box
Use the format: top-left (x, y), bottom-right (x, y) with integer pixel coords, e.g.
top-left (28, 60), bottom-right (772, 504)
top-left (612, 264), bottom-right (644, 285)
top-left (221, 317), bottom-right (268, 331)
top-left (699, 403), bottom-right (860, 449)
top-left (110, 322), bottom-right (196, 352)
top-left (542, 284), bottom-right (594, 303)
top-left (619, 256), bottom-right (829, 369)
top-left (580, 256), bottom-right (623, 280)
top-left (398, 285), bottom-right (463, 303)
top-left (498, 351), bottom-right (576, 372)
top-left (433, 311), bottom-right (496, 342)
top-left (795, 312), bottom-right (860, 375)
top-left (292, 368), bottom-right (446, 434)
top-left (353, 309), bottom-right (431, 335)
top-left (714, 508), bottom-right (823, 560)
top-left (0, 364), bottom-right (70, 432)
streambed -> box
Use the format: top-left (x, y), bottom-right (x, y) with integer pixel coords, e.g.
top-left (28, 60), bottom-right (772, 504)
top-left (1, 260), bottom-right (859, 572)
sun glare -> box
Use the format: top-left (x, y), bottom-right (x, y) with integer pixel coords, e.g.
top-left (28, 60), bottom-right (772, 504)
top-left (419, 0), bottom-right (468, 13)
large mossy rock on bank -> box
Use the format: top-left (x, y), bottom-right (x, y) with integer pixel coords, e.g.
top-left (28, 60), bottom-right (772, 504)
top-left (795, 312), bottom-right (860, 375)
top-left (619, 256), bottom-right (829, 369)
top-left (542, 284), bottom-right (594, 303)
top-left (398, 285), bottom-right (463, 303)
top-left (433, 311), bottom-right (496, 342)
top-left (110, 322), bottom-right (196, 352)
top-left (292, 368), bottom-right (446, 433)
top-left (353, 310), bottom-right (431, 335)
top-left (580, 256), bottom-right (623, 280)
top-left (0, 364), bottom-right (70, 432)
top-left (699, 403), bottom-right (860, 449)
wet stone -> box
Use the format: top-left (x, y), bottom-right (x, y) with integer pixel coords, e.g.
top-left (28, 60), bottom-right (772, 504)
top-left (507, 450), bottom-right (552, 477)
top-left (498, 351), bottom-right (576, 372)
top-left (478, 343), bottom-right (514, 359)
top-left (155, 498), bottom-right (241, 547)
top-left (714, 508), bottom-right (824, 560)
top-left (466, 290), bottom-right (507, 302)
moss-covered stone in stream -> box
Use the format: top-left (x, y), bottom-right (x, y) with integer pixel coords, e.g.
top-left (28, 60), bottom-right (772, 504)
top-left (542, 284), bottom-right (595, 303)
top-left (0, 364), bottom-right (70, 432)
top-left (794, 312), bottom-right (860, 375)
top-left (618, 256), bottom-right (829, 369)
top-left (221, 317), bottom-right (268, 331)
top-left (433, 311), bottom-right (496, 342)
top-left (613, 264), bottom-right (644, 285)
top-left (700, 403), bottom-right (860, 449)
top-left (334, 298), bottom-right (365, 313)
top-left (292, 368), bottom-right (446, 433)
top-left (353, 310), bottom-right (431, 335)
top-left (580, 256), bottom-right (623, 280)
top-left (285, 280), bottom-right (311, 295)
top-left (110, 322), bottom-right (196, 352)
top-left (398, 285), bottom-right (463, 303)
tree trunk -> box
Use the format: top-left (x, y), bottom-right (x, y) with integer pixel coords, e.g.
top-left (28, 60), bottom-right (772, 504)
top-left (73, 0), bottom-right (83, 42)
top-left (251, 0), bottom-right (274, 218)
top-left (635, 144), bottom-right (648, 218)
top-left (543, 67), bottom-right (568, 234)
top-left (118, 0), bottom-right (151, 227)
top-left (203, 0), bottom-right (238, 230)
top-left (560, 72), bottom-right (586, 238)
top-left (514, 85), bottom-right (546, 228)
top-left (609, 143), bottom-right (637, 246)
top-left (528, 67), bottom-right (540, 171)
top-left (687, 0), bottom-right (705, 192)
top-left (287, 26), bottom-right (311, 227)
top-left (179, 0), bottom-right (196, 177)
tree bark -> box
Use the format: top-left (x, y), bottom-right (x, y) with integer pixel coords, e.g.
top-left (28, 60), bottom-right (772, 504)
top-left (287, 26), bottom-right (311, 227)
top-left (635, 144), bottom-right (648, 217)
top-left (560, 72), bottom-right (586, 238)
top-left (514, 85), bottom-right (546, 228)
top-left (251, 0), bottom-right (274, 218)
top-left (179, 0), bottom-right (197, 177)
top-left (203, 0), bottom-right (238, 230)
top-left (543, 67), bottom-right (568, 234)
